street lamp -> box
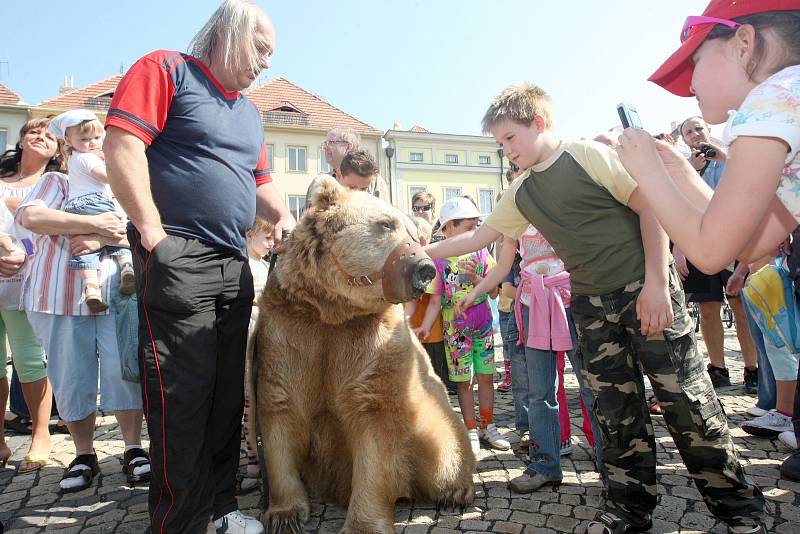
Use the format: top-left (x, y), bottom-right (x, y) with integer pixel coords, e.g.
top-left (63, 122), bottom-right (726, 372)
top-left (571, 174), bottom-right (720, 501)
top-left (497, 148), bottom-right (505, 191)
top-left (385, 146), bottom-right (395, 204)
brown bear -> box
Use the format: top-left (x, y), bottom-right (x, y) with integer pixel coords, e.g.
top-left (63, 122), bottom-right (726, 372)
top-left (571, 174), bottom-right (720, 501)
top-left (255, 176), bottom-right (475, 534)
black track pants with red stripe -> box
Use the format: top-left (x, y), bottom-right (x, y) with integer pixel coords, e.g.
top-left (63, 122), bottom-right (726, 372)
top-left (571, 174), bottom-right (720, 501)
top-left (131, 230), bottom-right (254, 534)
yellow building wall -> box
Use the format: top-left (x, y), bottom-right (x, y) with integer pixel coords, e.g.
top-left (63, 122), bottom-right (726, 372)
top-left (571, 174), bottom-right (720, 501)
top-left (400, 167), bottom-right (503, 215)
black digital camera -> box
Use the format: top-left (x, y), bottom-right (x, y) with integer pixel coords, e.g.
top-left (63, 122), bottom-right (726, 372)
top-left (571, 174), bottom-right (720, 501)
top-left (697, 144), bottom-right (717, 159)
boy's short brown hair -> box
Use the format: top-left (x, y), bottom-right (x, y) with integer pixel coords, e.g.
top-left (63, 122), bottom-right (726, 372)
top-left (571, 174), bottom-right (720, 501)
top-left (249, 216), bottom-right (273, 236)
top-left (481, 82), bottom-right (554, 133)
top-left (339, 148), bottom-right (378, 178)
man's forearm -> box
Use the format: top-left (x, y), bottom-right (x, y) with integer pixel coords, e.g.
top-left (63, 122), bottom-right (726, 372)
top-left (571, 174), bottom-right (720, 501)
top-left (104, 128), bottom-right (162, 233)
top-left (256, 182), bottom-right (292, 225)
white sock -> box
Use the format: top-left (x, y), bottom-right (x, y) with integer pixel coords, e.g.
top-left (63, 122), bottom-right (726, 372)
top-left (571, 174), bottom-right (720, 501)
top-left (125, 444), bottom-right (150, 477)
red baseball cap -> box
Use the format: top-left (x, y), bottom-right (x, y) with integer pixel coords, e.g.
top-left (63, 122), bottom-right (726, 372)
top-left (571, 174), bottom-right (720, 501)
top-left (649, 0), bottom-right (800, 96)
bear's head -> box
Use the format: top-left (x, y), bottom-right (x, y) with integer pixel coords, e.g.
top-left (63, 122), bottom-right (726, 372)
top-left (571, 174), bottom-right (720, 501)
top-left (274, 176), bottom-right (436, 322)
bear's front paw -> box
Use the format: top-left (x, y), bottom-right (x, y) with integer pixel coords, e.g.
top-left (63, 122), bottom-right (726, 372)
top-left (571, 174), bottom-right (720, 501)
top-left (264, 503), bottom-right (310, 534)
top-left (435, 481), bottom-right (475, 513)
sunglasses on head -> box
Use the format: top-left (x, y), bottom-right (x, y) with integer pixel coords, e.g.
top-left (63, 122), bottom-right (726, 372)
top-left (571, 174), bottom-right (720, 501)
top-left (680, 15), bottom-right (741, 43)
top-left (412, 204), bottom-right (432, 213)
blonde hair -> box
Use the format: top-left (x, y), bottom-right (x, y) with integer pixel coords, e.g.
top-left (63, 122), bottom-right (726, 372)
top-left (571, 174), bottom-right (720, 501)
top-left (248, 216), bottom-right (273, 236)
top-left (63, 119), bottom-right (104, 159)
top-left (411, 190), bottom-right (435, 210)
top-left (482, 82), bottom-right (554, 133)
top-left (190, 0), bottom-right (265, 78)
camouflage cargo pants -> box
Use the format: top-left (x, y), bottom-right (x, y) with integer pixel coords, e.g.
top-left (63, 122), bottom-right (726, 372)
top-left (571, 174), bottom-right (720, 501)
top-left (571, 265), bottom-right (764, 528)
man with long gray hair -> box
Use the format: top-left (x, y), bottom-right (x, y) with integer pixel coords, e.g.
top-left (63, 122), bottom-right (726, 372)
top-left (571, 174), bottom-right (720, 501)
top-left (104, 1), bottom-right (293, 532)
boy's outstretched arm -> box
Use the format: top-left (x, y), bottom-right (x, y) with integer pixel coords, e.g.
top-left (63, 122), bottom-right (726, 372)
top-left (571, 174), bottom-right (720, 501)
top-left (424, 224), bottom-right (500, 259)
top-left (454, 235), bottom-right (515, 317)
top-left (627, 189), bottom-right (674, 336)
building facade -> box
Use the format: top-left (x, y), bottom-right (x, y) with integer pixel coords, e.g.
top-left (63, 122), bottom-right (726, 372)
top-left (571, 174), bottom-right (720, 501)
top-left (384, 127), bottom-right (507, 216)
top-left (0, 83), bottom-right (29, 151)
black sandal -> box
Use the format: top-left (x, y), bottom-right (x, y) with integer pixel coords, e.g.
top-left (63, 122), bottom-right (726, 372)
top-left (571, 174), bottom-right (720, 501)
top-left (586, 511), bottom-right (652, 533)
top-left (60, 453), bottom-right (100, 493)
top-left (122, 447), bottom-right (151, 484)
top-left (5, 415), bottom-right (32, 435)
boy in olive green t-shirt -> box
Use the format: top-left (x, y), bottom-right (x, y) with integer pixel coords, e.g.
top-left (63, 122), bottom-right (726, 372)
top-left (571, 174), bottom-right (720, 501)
top-left (425, 83), bottom-right (764, 534)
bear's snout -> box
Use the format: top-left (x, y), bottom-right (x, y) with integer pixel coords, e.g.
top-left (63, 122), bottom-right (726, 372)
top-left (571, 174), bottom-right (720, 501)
top-left (410, 258), bottom-right (436, 297)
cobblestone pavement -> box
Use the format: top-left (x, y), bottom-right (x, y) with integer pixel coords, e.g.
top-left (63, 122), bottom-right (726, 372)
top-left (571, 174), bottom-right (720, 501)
top-left (1, 327), bottom-right (798, 533)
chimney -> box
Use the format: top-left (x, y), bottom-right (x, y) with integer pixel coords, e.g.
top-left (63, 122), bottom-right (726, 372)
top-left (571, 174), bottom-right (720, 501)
top-left (392, 121), bottom-right (402, 131)
top-left (58, 75), bottom-right (75, 95)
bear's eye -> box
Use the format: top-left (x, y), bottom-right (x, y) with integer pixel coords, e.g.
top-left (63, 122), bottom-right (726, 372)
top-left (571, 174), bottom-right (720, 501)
top-left (379, 220), bottom-right (395, 232)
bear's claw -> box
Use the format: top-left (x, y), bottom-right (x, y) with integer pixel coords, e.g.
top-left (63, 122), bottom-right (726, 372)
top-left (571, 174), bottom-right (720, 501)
top-left (435, 484), bottom-right (473, 513)
top-left (265, 505), bottom-right (308, 534)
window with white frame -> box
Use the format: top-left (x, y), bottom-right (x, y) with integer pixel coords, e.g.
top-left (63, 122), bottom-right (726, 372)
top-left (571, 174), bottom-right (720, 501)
top-left (287, 146), bottom-right (307, 172)
top-left (409, 152), bottom-right (423, 162)
top-left (478, 189), bottom-right (494, 213)
top-left (445, 154), bottom-right (459, 164)
top-left (266, 145), bottom-right (274, 171)
top-left (0, 129), bottom-right (6, 151)
top-left (319, 147), bottom-right (332, 174)
top-left (478, 155), bottom-right (491, 165)
top-left (287, 195), bottom-right (306, 220)
top-left (443, 187), bottom-right (462, 201)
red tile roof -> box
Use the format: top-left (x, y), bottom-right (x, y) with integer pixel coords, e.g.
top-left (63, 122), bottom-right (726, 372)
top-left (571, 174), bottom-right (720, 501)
top-left (37, 74), bottom-right (381, 136)
top-left (0, 84), bottom-right (22, 105)
top-left (39, 75), bottom-right (122, 112)
top-left (245, 77), bottom-right (381, 135)
top-left (410, 125), bottom-right (429, 133)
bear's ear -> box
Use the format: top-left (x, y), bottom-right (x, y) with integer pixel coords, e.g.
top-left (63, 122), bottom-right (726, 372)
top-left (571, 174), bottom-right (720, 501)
top-left (310, 175), bottom-right (343, 211)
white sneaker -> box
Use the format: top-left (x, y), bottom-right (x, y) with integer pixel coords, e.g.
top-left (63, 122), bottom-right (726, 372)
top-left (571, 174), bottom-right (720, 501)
top-left (741, 410), bottom-right (793, 438)
top-left (467, 428), bottom-right (480, 455)
top-left (213, 510), bottom-right (264, 534)
top-left (746, 405), bottom-right (769, 417)
top-left (479, 423), bottom-right (511, 450)
top-left (779, 430), bottom-right (798, 449)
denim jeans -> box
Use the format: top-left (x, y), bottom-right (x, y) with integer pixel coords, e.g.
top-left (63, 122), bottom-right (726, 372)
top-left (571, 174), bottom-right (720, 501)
top-left (500, 309), bottom-right (528, 431)
top-left (744, 303), bottom-right (777, 411)
top-left (64, 193), bottom-right (131, 270)
top-left (521, 304), bottom-right (565, 480)
top-left (562, 343), bottom-right (605, 471)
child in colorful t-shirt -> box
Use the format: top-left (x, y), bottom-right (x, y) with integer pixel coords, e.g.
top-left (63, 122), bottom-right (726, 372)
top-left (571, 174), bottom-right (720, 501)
top-left (417, 197), bottom-right (509, 455)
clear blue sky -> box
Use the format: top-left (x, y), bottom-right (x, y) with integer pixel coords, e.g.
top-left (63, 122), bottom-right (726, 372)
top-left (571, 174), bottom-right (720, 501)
top-left (1, 0), bottom-right (714, 139)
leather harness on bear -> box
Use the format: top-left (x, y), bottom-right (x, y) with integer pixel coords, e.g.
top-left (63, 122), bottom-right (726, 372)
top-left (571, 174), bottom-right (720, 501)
top-left (329, 236), bottom-right (426, 304)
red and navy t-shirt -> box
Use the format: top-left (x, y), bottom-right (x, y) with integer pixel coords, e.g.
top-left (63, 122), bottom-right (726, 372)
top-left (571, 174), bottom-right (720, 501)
top-left (106, 50), bottom-right (271, 257)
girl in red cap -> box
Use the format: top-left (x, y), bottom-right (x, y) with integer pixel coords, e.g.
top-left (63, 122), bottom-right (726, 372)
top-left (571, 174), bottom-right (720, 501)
top-left (616, 1), bottom-right (799, 273)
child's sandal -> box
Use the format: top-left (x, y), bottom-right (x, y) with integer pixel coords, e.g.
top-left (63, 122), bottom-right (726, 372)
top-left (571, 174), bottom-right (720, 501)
top-left (84, 283), bottom-right (109, 313)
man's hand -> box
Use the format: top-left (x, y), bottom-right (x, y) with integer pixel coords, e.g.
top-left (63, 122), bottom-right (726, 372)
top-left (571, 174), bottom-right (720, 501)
top-left (139, 226), bottom-right (168, 252)
top-left (0, 235), bottom-right (25, 277)
top-left (271, 213), bottom-right (296, 253)
top-left (725, 273), bottom-right (746, 297)
top-left (91, 212), bottom-right (126, 238)
top-left (636, 281), bottom-right (674, 336)
top-left (458, 259), bottom-right (480, 284)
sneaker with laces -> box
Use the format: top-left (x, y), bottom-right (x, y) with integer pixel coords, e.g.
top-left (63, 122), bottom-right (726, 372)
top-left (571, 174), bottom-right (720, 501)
top-left (467, 428), bottom-right (480, 455)
top-left (746, 405), bottom-right (768, 417)
top-left (707, 364), bottom-right (731, 388)
top-left (559, 439), bottom-right (573, 456)
top-left (479, 423), bottom-right (510, 450)
top-left (743, 367), bottom-right (758, 394)
top-left (741, 409), bottom-right (793, 438)
top-left (509, 468), bottom-right (561, 493)
top-left (213, 510), bottom-right (264, 534)
top-left (779, 430), bottom-right (798, 449)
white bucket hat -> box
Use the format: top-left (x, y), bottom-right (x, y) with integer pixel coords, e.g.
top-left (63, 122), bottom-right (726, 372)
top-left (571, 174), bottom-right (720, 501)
top-left (48, 109), bottom-right (99, 140)
top-left (438, 197), bottom-right (484, 228)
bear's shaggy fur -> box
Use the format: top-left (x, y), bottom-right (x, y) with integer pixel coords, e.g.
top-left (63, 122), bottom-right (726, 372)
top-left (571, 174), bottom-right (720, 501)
top-left (255, 177), bottom-right (475, 533)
